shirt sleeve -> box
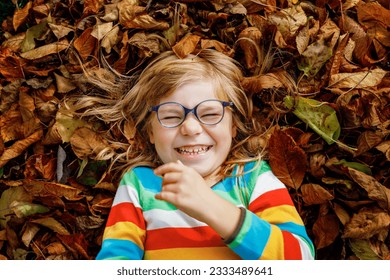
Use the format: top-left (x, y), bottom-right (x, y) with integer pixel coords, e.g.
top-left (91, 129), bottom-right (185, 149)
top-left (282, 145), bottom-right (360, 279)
top-left (96, 171), bottom-right (146, 260)
top-left (226, 162), bottom-right (315, 260)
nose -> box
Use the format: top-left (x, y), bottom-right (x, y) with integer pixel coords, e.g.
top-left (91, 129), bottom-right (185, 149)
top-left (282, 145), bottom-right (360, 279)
top-left (180, 114), bottom-right (203, 136)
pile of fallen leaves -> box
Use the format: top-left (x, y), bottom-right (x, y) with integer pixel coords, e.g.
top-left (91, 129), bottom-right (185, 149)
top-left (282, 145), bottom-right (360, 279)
top-left (0, 0), bottom-right (389, 260)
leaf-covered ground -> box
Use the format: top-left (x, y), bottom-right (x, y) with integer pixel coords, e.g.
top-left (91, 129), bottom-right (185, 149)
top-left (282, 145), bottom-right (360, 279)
top-left (0, 0), bottom-right (389, 260)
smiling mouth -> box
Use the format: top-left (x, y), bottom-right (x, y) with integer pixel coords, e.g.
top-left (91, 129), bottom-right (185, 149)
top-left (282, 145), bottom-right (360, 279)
top-left (175, 145), bottom-right (212, 155)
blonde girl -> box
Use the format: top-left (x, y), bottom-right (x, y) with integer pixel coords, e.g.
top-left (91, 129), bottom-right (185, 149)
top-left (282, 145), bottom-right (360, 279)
top-left (68, 49), bottom-right (314, 260)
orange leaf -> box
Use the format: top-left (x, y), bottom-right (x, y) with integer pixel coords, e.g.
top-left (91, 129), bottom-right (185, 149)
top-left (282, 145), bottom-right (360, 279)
top-left (73, 28), bottom-right (97, 60)
top-left (13, 1), bottom-right (33, 31)
top-left (172, 34), bottom-right (201, 59)
top-left (0, 129), bottom-right (43, 168)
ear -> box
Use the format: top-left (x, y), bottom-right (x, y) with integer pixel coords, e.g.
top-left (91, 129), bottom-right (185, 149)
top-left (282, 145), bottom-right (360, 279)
top-left (148, 128), bottom-right (155, 144)
top-left (232, 123), bottom-right (237, 138)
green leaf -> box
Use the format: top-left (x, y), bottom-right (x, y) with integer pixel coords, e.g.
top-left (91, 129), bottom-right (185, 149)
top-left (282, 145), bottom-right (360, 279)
top-left (21, 19), bottom-right (49, 52)
top-left (0, 186), bottom-right (33, 229)
top-left (333, 159), bottom-right (372, 175)
top-left (284, 95), bottom-right (341, 145)
top-left (349, 239), bottom-right (381, 260)
top-left (10, 201), bottom-right (50, 218)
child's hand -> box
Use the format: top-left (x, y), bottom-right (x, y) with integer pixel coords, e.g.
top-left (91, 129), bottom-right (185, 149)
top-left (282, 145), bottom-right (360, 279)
top-left (154, 160), bottom-right (214, 222)
top-left (154, 160), bottom-right (241, 240)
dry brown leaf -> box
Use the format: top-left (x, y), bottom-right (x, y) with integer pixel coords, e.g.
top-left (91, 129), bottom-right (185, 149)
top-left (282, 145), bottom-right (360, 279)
top-left (333, 202), bottom-right (351, 226)
top-left (0, 49), bottom-right (25, 80)
top-left (54, 73), bottom-right (77, 93)
top-left (73, 28), bottom-right (97, 60)
top-left (19, 39), bottom-right (69, 60)
top-left (241, 71), bottom-right (288, 94)
top-left (83, 0), bottom-right (104, 16)
top-left (70, 127), bottom-right (114, 160)
top-left (301, 183), bottom-right (334, 205)
top-left (0, 129), bottom-right (43, 168)
top-left (23, 179), bottom-right (85, 201)
top-left (21, 223), bottom-right (40, 247)
top-left (348, 168), bottom-right (390, 211)
top-left (238, 27), bottom-right (262, 71)
top-left (330, 68), bottom-right (387, 88)
top-left (45, 242), bottom-right (67, 255)
top-left (31, 217), bottom-right (70, 235)
top-left (268, 127), bottom-right (307, 189)
top-left (312, 213), bottom-right (340, 249)
top-left (13, 1), bottom-right (33, 31)
top-left (342, 207), bottom-right (390, 239)
top-left (118, 1), bottom-right (169, 30)
top-left (172, 34), bottom-right (202, 59)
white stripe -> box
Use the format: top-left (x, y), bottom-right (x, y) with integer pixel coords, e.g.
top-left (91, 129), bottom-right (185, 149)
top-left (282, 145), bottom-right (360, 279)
top-left (144, 209), bottom-right (207, 230)
top-left (294, 233), bottom-right (315, 260)
top-left (112, 184), bottom-right (141, 208)
top-left (249, 170), bottom-right (286, 204)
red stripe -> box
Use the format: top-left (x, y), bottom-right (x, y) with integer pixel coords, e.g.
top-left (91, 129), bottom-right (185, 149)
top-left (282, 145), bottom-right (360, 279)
top-left (106, 202), bottom-right (145, 229)
top-left (145, 227), bottom-right (225, 250)
top-left (249, 188), bottom-right (294, 212)
top-left (282, 231), bottom-right (302, 260)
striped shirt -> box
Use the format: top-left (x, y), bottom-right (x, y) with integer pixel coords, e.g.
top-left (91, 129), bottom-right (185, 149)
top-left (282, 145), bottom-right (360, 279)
top-left (96, 161), bottom-right (315, 260)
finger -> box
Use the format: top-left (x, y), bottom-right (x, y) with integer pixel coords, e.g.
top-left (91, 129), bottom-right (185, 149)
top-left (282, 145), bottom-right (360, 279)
top-left (160, 182), bottom-right (180, 194)
top-left (161, 171), bottom-right (182, 184)
top-left (155, 189), bottom-right (177, 203)
top-left (154, 161), bottom-right (185, 176)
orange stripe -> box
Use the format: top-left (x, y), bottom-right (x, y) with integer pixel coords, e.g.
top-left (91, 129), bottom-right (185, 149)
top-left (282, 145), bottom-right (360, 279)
top-left (249, 188), bottom-right (293, 213)
top-left (106, 202), bottom-right (145, 229)
top-left (282, 231), bottom-right (302, 260)
top-left (145, 227), bottom-right (225, 250)
top-left (144, 247), bottom-right (241, 260)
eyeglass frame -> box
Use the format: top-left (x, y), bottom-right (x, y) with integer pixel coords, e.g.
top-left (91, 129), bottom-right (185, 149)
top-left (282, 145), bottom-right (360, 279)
top-left (149, 99), bottom-right (234, 128)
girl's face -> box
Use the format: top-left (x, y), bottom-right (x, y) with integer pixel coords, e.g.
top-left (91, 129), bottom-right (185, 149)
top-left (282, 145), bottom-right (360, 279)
top-left (148, 81), bottom-right (237, 178)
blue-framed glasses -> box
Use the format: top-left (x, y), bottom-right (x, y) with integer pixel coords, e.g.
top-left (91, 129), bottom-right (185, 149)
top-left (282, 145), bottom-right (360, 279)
top-left (149, 99), bottom-right (234, 128)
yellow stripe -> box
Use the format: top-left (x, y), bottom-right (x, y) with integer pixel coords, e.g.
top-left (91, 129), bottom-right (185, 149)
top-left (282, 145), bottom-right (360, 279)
top-left (144, 247), bottom-right (241, 260)
top-left (103, 221), bottom-right (146, 249)
top-left (260, 225), bottom-right (284, 260)
top-left (257, 205), bottom-right (304, 225)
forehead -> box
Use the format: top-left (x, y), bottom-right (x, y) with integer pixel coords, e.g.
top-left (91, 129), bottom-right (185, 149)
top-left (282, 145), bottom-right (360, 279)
top-left (158, 80), bottom-right (227, 106)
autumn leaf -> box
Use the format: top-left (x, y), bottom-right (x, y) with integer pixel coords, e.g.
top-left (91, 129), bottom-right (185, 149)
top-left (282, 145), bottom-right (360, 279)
top-left (172, 33), bottom-right (202, 59)
top-left (312, 212), bottom-right (340, 250)
top-left (284, 95), bottom-right (341, 145)
top-left (12, 1), bottom-right (32, 31)
top-left (31, 217), bottom-right (70, 235)
top-left (0, 0), bottom-right (389, 260)
top-left (301, 183), bottom-right (334, 205)
top-left (342, 207), bottom-right (390, 239)
top-left (268, 127), bottom-right (307, 189)
top-left (348, 168), bottom-right (390, 211)
top-left (20, 39), bottom-right (69, 60)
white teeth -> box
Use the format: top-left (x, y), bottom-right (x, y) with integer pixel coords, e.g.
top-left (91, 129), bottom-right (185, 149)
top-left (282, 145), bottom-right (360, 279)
top-left (176, 146), bottom-right (210, 155)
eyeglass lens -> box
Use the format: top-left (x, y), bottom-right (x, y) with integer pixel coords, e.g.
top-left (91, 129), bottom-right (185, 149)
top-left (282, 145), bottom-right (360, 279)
top-left (157, 100), bottom-right (225, 127)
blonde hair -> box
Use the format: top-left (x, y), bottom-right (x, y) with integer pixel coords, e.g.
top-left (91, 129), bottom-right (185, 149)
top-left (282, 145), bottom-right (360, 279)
top-left (66, 49), bottom-right (267, 177)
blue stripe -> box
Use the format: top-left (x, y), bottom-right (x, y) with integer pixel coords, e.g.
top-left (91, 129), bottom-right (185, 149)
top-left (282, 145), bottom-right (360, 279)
top-left (231, 211), bottom-right (271, 260)
top-left (132, 167), bottom-right (162, 193)
top-left (96, 239), bottom-right (144, 260)
top-left (278, 222), bottom-right (311, 240)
